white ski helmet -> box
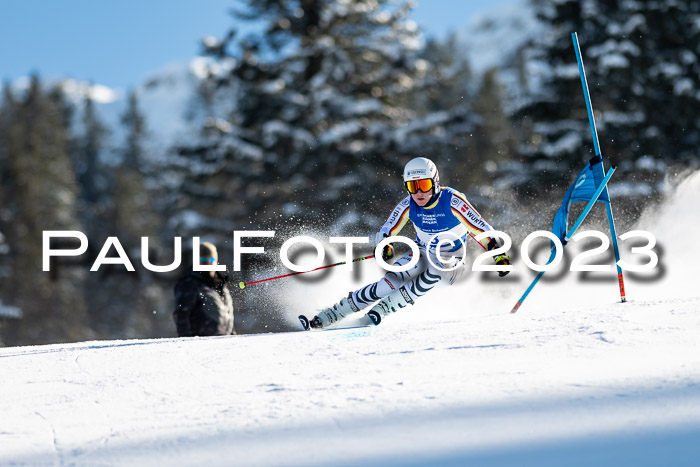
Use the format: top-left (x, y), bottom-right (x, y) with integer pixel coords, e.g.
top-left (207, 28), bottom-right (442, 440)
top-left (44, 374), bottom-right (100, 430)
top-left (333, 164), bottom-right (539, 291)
top-left (403, 157), bottom-right (440, 193)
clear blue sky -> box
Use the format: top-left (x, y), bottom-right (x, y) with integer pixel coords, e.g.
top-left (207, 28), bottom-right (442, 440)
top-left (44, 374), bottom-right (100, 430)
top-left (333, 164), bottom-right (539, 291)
top-left (0, 0), bottom-right (511, 91)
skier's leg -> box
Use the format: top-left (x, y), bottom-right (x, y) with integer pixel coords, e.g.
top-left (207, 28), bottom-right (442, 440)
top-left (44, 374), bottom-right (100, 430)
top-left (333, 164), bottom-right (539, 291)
top-left (363, 253), bottom-right (466, 325)
top-left (309, 292), bottom-right (360, 328)
top-left (309, 252), bottom-right (424, 329)
top-left (350, 251), bottom-right (425, 309)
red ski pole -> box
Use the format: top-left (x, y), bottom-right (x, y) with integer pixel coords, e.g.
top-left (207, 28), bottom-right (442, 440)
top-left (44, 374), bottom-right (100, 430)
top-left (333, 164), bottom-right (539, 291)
top-left (238, 254), bottom-right (375, 289)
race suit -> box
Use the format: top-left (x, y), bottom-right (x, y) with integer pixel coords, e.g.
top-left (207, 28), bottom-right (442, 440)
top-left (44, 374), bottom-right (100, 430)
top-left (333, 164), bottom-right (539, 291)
top-left (349, 186), bottom-right (499, 310)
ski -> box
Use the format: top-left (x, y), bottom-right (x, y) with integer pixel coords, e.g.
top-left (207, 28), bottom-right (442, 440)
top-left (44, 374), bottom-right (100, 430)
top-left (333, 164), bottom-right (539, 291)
top-left (298, 313), bottom-right (379, 331)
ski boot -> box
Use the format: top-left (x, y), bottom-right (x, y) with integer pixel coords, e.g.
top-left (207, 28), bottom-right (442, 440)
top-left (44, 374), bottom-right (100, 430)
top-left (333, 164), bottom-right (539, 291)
top-left (309, 293), bottom-right (360, 329)
top-left (365, 287), bottom-right (414, 326)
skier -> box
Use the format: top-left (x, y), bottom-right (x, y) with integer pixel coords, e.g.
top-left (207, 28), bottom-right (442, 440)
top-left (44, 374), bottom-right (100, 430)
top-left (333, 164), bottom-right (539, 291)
top-left (306, 157), bottom-right (510, 329)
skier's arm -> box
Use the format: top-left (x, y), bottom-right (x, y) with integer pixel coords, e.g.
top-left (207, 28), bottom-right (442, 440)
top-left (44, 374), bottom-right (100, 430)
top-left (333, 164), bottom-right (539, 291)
top-left (374, 196), bottom-right (410, 260)
top-left (377, 196), bottom-right (411, 238)
top-left (450, 191), bottom-right (510, 275)
top-left (450, 191), bottom-right (495, 250)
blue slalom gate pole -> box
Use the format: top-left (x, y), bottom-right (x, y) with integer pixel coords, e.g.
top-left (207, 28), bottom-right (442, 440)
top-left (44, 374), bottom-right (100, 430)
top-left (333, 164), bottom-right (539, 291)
top-left (571, 32), bottom-right (601, 157)
top-left (510, 271), bottom-right (546, 314)
top-left (572, 32), bottom-right (627, 302)
top-left (511, 166), bottom-right (616, 313)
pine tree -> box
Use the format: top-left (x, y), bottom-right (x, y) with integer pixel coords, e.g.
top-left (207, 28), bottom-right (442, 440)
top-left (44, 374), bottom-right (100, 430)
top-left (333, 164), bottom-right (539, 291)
top-left (112, 90), bottom-right (156, 243)
top-left (0, 84), bottom-right (15, 294)
top-left (177, 0), bottom-right (479, 238)
top-left (77, 93), bottom-right (110, 206)
top-left (470, 68), bottom-right (518, 183)
top-left (103, 90), bottom-right (169, 339)
top-left (515, 0), bottom-right (700, 186)
top-left (417, 33), bottom-right (473, 113)
top-left (407, 33), bottom-right (484, 187)
top-left (0, 76), bottom-right (90, 346)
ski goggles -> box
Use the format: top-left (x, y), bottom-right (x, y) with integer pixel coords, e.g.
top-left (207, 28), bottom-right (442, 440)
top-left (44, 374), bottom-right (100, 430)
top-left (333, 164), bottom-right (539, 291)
top-left (405, 178), bottom-right (434, 194)
top-left (200, 256), bottom-right (216, 264)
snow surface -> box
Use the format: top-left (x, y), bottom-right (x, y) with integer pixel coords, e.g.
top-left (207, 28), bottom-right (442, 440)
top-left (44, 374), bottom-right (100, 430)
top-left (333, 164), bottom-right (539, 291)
top-left (2, 296), bottom-right (700, 466)
top-left (2, 171), bottom-right (700, 466)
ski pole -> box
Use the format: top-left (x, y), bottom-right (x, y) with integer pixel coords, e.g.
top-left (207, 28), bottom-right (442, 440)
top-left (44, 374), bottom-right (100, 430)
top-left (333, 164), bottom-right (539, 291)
top-left (572, 31), bottom-right (627, 303)
top-left (238, 254), bottom-right (375, 289)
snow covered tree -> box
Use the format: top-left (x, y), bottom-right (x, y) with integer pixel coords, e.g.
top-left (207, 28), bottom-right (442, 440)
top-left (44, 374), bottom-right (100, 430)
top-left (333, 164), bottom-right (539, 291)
top-left (177, 0), bottom-right (479, 236)
top-left (515, 0), bottom-right (700, 186)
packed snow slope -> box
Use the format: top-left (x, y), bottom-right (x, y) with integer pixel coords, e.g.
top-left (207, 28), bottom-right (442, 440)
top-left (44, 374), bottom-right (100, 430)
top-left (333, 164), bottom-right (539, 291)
top-left (2, 296), bottom-right (699, 466)
top-left (2, 171), bottom-right (700, 466)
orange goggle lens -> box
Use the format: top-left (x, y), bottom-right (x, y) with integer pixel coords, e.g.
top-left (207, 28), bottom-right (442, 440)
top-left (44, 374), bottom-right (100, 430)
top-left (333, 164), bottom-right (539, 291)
top-left (405, 178), bottom-right (434, 194)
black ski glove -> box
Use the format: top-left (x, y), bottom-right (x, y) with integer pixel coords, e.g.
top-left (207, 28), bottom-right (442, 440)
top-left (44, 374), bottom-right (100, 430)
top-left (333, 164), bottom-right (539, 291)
top-left (382, 244), bottom-right (395, 261)
top-left (487, 238), bottom-right (511, 277)
top-left (495, 256), bottom-right (511, 277)
top-left (375, 232), bottom-right (395, 261)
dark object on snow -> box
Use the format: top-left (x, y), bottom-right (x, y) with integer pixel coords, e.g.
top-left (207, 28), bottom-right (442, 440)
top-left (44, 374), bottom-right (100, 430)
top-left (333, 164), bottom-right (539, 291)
top-left (173, 270), bottom-right (235, 337)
